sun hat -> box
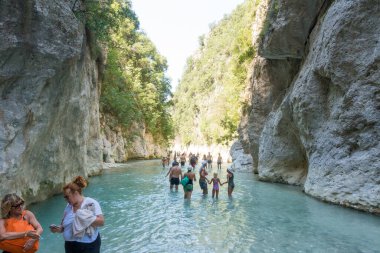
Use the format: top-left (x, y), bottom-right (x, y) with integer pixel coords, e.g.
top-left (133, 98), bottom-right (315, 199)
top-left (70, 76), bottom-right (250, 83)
top-left (227, 166), bottom-right (235, 174)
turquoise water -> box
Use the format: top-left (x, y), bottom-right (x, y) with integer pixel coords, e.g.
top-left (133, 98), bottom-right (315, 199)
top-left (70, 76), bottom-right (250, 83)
top-left (29, 160), bottom-right (380, 253)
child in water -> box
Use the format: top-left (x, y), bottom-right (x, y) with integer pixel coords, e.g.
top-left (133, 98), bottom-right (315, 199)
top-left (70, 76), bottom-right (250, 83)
top-left (209, 173), bottom-right (222, 198)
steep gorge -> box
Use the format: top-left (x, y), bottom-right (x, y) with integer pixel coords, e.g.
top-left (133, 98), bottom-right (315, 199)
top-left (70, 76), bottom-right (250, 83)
top-left (237, 0), bottom-right (380, 213)
top-left (0, 0), bottom-right (168, 203)
top-left (0, 0), bottom-right (103, 202)
top-left (0, 0), bottom-right (379, 215)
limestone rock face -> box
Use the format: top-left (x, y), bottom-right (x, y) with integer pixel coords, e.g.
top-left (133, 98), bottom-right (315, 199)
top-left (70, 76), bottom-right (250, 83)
top-left (101, 116), bottom-right (165, 162)
top-left (125, 122), bottom-right (165, 160)
top-left (0, 0), bottom-right (102, 203)
top-left (239, 0), bottom-right (380, 213)
top-left (229, 140), bottom-right (253, 173)
top-left (238, 56), bottom-right (300, 173)
top-left (259, 0), bottom-right (325, 59)
top-left (101, 123), bottom-right (126, 163)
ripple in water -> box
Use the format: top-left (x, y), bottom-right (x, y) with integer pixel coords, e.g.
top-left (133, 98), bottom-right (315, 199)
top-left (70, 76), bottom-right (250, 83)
top-left (29, 160), bottom-right (380, 253)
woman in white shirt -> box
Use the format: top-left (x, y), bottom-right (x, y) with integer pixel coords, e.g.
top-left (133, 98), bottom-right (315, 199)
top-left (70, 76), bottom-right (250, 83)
top-left (50, 176), bottom-right (104, 253)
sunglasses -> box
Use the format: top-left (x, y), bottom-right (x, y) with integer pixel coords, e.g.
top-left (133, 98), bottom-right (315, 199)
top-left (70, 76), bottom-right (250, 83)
top-left (11, 202), bottom-right (24, 208)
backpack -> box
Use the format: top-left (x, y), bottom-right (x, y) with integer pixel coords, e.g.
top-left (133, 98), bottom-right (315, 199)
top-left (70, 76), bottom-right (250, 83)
top-left (181, 176), bottom-right (189, 186)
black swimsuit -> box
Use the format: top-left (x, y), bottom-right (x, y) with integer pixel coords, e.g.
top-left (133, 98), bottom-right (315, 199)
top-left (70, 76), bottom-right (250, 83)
top-left (228, 174), bottom-right (235, 188)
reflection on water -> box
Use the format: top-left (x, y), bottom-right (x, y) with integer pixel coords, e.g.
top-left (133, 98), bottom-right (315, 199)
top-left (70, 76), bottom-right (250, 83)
top-left (29, 160), bottom-right (380, 253)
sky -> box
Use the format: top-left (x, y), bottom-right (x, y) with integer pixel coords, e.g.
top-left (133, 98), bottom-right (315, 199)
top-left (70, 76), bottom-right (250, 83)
top-left (131, 0), bottom-right (246, 90)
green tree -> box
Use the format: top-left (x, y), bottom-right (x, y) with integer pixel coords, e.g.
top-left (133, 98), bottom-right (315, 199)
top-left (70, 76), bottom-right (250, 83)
top-left (172, 0), bottom-right (258, 146)
top-left (78, 0), bottom-right (173, 144)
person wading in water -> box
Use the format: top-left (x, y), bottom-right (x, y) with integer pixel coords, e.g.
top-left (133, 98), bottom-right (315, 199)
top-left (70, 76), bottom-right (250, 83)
top-left (165, 161), bottom-right (183, 191)
top-left (199, 164), bottom-right (210, 195)
top-left (223, 168), bottom-right (235, 197)
top-left (183, 167), bottom-right (196, 200)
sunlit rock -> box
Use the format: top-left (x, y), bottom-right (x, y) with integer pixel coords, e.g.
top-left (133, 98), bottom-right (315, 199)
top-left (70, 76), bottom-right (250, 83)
top-left (258, 0), bottom-right (325, 59)
top-left (101, 116), bottom-right (165, 162)
top-left (229, 140), bottom-right (253, 173)
top-left (240, 0), bottom-right (380, 213)
top-left (0, 0), bottom-right (102, 202)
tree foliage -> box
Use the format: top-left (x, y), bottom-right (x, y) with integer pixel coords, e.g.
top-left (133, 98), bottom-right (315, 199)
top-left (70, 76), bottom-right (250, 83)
top-left (78, 0), bottom-right (173, 144)
top-left (172, 0), bottom-right (259, 146)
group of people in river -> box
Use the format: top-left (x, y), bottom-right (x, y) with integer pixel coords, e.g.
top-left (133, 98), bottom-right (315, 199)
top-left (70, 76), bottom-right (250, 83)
top-left (164, 152), bottom-right (235, 200)
top-left (162, 151), bottom-right (224, 170)
top-left (0, 154), bottom-right (232, 253)
top-left (0, 176), bottom-right (104, 253)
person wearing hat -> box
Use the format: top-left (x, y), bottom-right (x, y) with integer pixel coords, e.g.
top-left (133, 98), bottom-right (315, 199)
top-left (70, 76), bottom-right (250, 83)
top-left (183, 167), bottom-right (196, 199)
top-left (0, 193), bottom-right (42, 253)
top-left (222, 167), bottom-right (235, 197)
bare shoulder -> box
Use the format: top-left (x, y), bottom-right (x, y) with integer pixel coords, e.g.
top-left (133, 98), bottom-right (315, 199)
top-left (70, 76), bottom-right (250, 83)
top-left (25, 210), bottom-right (34, 216)
top-left (24, 210), bottom-right (36, 220)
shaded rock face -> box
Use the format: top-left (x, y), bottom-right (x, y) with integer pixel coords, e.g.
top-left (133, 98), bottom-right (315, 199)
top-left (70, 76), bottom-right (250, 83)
top-left (259, 0), bottom-right (325, 59)
top-left (238, 56), bottom-right (300, 173)
top-left (101, 115), bottom-right (165, 162)
top-left (239, 0), bottom-right (380, 213)
top-left (0, 0), bottom-right (102, 203)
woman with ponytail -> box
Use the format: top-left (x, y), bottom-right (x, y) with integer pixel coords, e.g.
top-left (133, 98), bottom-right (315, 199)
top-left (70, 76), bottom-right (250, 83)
top-left (50, 176), bottom-right (104, 253)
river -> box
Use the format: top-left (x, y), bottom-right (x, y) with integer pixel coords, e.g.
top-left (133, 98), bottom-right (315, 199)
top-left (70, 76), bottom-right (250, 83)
top-left (29, 160), bottom-right (380, 253)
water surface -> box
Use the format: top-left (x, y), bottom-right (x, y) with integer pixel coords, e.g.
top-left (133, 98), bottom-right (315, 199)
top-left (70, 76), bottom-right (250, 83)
top-left (29, 160), bottom-right (380, 253)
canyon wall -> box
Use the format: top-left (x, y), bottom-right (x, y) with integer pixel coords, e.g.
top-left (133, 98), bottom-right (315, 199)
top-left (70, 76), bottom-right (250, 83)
top-left (101, 115), bottom-right (165, 162)
top-left (237, 0), bottom-right (380, 213)
top-left (0, 0), bottom-right (103, 202)
top-left (0, 1), bottom-right (166, 203)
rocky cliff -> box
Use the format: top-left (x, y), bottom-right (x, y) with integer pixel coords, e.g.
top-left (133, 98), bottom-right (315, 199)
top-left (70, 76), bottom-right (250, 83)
top-left (101, 115), bottom-right (165, 162)
top-left (0, 1), bottom-right (166, 203)
top-left (237, 0), bottom-right (380, 213)
top-left (0, 0), bottom-right (103, 203)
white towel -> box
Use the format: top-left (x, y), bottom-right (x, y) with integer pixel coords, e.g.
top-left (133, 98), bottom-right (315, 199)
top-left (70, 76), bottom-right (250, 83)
top-left (73, 208), bottom-right (96, 238)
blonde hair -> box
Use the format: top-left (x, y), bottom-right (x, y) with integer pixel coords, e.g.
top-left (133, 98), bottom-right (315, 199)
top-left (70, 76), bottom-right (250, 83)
top-left (213, 173), bottom-right (218, 177)
top-left (63, 176), bottom-right (88, 195)
top-left (1, 193), bottom-right (24, 218)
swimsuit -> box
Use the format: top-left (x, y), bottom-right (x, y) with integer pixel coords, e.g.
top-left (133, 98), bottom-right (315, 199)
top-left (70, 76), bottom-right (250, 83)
top-left (170, 177), bottom-right (180, 185)
top-left (228, 174), bottom-right (235, 189)
top-left (212, 178), bottom-right (219, 191)
top-left (185, 179), bottom-right (193, 192)
top-left (0, 210), bottom-right (39, 253)
top-left (199, 178), bottom-right (207, 190)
